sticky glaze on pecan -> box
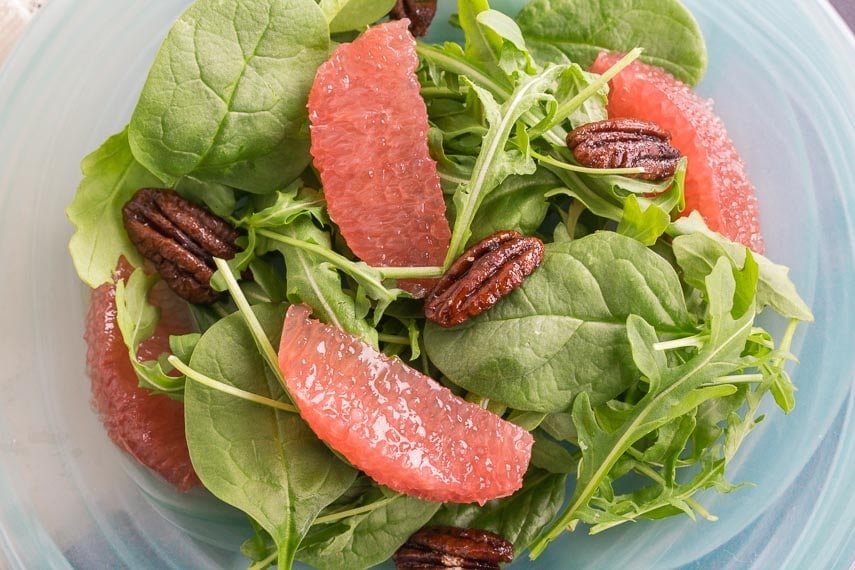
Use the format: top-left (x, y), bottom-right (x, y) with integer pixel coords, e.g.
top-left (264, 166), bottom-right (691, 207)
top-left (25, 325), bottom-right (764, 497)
top-left (425, 230), bottom-right (544, 328)
top-left (122, 188), bottom-right (241, 304)
top-left (394, 526), bottom-right (514, 569)
top-left (390, 0), bottom-right (438, 37)
top-left (567, 118), bottom-right (682, 180)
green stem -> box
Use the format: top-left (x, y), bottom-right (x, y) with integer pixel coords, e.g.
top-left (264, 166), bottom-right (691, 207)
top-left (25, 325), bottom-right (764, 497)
top-left (704, 373), bottom-right (765, 386)
top-left (213, 258), bottom-right (286, 388)
top-left (314, 494), bottom-right (400, 525)
top-left (168, 356), bottom-right (297, 414)
top-left (531, 149), bottom-right (645, 176)
top-left (257, 229), bottom-right (443, 280)
top-left (248, 550), bottom-right (279, 570)
top-left (420, 85), bottom-right (467, 99)
top-left (653, 334), bottom-right (708, 351)
top-left (378, 333), bottom-right (410, 345)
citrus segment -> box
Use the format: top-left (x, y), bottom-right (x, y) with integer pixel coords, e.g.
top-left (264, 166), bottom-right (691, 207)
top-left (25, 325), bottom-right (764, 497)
top-left (278, 304), bottom-right (533, 505)
top-left (85, 258), bottom-right (199, 491)
top-left (591, 52), bottom-right (764, 252)
top-left (307, 19), bottom-right (451, 296)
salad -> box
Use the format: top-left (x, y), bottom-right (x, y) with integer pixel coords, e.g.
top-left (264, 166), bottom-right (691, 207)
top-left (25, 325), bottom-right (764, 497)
top-left (66, 0), bottom-right (813, 568)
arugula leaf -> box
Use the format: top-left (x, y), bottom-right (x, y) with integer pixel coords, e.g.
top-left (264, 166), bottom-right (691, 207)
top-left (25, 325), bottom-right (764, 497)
top-left (425, 232), bottom-right (695, 412)
top-left (457, 0), bottom-right (507, 76)
top-left (670, 213), bottom-right (814, 321)
top-left (67, 128), bottom-right (162, 288)
top-left (468, 169), bottom-right (558, 243)
top-left (516, 0), bottom-right (708, 85)
top-left (319, 0), bottom-right (395, 33)
top-left (114, 268), bottom-right (186, 395)
top-left (616, 194), bottom-right (671, 246)
top-left (184, 303), bottom-right (357, 569)
top-left (529, 259), bottom-right (754, 558)
top-left (128, 0), bottom-right (329, 193)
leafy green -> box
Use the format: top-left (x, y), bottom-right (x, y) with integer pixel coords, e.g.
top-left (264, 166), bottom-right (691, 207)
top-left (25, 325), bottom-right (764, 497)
top-left (425, 232), bottom-right (695, 412)
top-left (516, 0), bottom-right (708, 85)
top-left (319, 0), bottom-right (396, 34)
top-left (184, 303), bottom-right (357, 568)
top-left (128, 0), bottom-right (330, 193)
top-left (67, 128), bottom-right (162, 287)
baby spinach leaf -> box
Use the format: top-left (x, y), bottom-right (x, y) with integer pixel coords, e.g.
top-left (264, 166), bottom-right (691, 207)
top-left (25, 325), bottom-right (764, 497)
top-left (430, 468), bottom-right (567, 553)
top-left (128, 0), bottom-right (329, 193)
top-left (173, 176), bottom-right (236, 217)
top-left (468, 169), bottom-right (558, 243)
top-left (67, 128), bottom-right (162, 288)
top-left (516, 0), bottom-right (708, 85)
top-left (319, 0), bottom-right (395, 34)
top-left (184, 303), bottom-right (357, 568)
top-left (425, 232), bottom-right (694, 412)
top-left (298, 486), bottom-right (439, 569)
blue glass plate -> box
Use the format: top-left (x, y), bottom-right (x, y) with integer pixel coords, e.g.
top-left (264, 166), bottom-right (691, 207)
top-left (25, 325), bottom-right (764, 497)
top-left (0, 1), bottom-right (852, 567)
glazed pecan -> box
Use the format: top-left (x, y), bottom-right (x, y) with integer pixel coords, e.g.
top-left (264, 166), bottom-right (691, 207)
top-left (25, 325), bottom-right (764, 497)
top-left (122, 188), bottom-right (241, 304)
top-left (390, 0), bottom-right (438, 37)
top-left (566, 118), bottom-right (682, 181)
top-left (425, 230), bottom-right (544, 328)
top-left (393, 526), bottom-right (514, 569)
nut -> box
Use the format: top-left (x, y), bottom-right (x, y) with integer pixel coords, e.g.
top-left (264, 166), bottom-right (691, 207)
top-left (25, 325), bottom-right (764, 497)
top-left (122, 188), bottom-right (241, 304)
top-left (390, 0), bottom-right (438, 37)
top-left (393, 526), bottom-right (514, 569)
top-left (566, 118), bottom-right (682, 180)
top-left (425, 230), bottom-right (544, 328)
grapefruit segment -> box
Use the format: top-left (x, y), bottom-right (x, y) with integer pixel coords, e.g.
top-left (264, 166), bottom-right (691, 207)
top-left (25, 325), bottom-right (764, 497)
top-left (307, 19), bottom-right (451, 296)
top-left (85, 258), bottom-right (199, 491)
top-left (278, 304), bottom-right (533, 505)
top-left (591, 52), bottom-right (764, 253)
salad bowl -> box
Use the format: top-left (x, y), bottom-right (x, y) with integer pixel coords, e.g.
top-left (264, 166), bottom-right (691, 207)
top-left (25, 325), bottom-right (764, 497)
top-left (0, 0), bottom-right (852, 568)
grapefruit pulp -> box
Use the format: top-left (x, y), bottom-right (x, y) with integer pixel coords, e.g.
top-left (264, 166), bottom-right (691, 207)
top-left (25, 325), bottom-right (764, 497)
top-left (85, 258), bottom-right (199, 491)
top-left (591, 52), bottom-right (764, 253)
top-left (278, 304), bottom-right (533, 505)
top-left (307, 19), bottom-right (451, 296)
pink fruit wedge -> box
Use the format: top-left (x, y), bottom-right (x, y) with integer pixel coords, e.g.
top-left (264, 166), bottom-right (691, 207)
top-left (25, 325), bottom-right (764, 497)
top-left (591, 52), bottom-right (764, 253)
top-left (278, 304), bottom-right (533, 505)
top-left (307, 19), bottom-right (451, 297)
top-left (85, 258), bottom-right (199, 491)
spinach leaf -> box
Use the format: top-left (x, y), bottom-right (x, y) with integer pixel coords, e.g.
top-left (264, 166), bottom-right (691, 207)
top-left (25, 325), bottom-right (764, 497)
top-left (529, 259), bottom-right (753, 557)
top-left (298, 486), bottom-right (439, 569)
top-left (430, 468), bottom-right (567, 554)
top-left (468, 169), bottom-right (559, 243)
top-left (516, 0), bottom-right (708, 85)
top-left (425, 232), bottom-right (694, 412)
top-left (173, 176), bottom-right (236, 217)
top-left (319, 0), bottom-right (395, 34)
top-left (67, 128), bottom-right (162, 288)
top-left (184, 303), bottom-right (357, 568)
top-left (128, 0), bottom-right (329, 193)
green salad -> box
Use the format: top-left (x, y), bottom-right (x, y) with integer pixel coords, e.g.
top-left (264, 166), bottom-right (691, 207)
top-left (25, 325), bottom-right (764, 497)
top-left (67, 0), bottom-right (813, 568)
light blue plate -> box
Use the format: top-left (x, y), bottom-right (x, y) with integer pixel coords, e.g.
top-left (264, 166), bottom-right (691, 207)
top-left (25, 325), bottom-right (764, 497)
top-left (0, 1), bottom-right (852, 568)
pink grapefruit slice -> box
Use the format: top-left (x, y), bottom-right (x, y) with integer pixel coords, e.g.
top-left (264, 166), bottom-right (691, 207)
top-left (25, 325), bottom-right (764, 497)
top-left (85, 258), bottom-right (199, 491)
top-left (307, 19), bottom-right (451, 297)
top-left (591, 52), bottom-right (764, 253)
top-left (278, 304), bottom-right (533, 505)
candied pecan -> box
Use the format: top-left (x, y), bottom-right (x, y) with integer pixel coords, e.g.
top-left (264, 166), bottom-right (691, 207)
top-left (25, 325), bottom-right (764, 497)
top-left (425, 230), bottom-right (543, 328)
top-left (394, 526), bottom-right (514, 569)
top-left (566, 118), bottom-right (682, 180)
top-left (390, 0), bottom-right (438, 37)
top-left (122, 188), bottom-right (241, 304)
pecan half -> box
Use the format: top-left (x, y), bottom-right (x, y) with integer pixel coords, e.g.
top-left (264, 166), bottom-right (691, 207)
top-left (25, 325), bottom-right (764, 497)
top-left (122, 188), bottom-right (241, 304)
top-left (394, 526), bottom-right (514, 569)
top-left (566, 118), bottom-right (682, 180)
top-left (425, 230), bottom-right (544, 328)
top-left (390, 0), bottom-right (438, 37)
